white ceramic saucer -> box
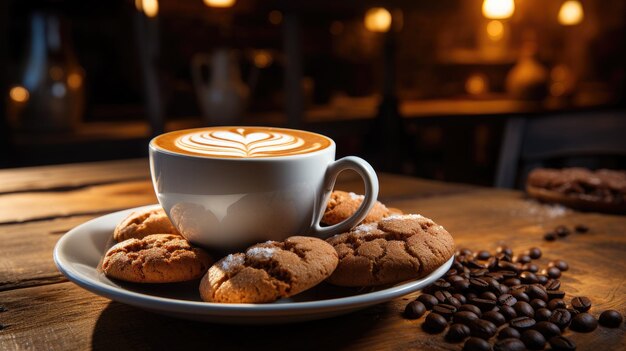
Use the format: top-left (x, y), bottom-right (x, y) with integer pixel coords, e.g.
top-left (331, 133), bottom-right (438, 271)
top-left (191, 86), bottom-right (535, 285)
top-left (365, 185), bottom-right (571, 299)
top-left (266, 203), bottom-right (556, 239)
top-left (54, 205), bottom-right (454, 324)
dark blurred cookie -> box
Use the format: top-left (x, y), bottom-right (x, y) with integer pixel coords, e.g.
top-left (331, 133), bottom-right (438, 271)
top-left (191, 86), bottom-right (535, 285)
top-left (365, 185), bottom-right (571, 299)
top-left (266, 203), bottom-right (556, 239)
top-left (103, 234), bottom-right (212, 283)
top-left (199, 236), bottom-right (338, 303)
top-left (326, 214), bottom-right (455, 287)
top-left (322, 190), bottom-right (402, 226)
top-left (526, 168), bottom-right (626, 213)
top-left (113, 208), bottom-right (179, 242)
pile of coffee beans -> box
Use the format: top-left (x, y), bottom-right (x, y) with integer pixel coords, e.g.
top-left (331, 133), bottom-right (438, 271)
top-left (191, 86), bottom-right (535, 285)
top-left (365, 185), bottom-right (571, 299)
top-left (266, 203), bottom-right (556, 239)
top-left (404, 246), bottom-right (623, 350)
top-left (543, 224), bottom-right (588, 242)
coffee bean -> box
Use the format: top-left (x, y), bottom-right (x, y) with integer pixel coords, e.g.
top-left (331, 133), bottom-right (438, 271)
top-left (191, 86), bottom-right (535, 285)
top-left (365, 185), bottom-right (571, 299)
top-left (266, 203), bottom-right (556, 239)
top-left (513, 301), bottom-right (534, 318)
top-left (521, 329), bottom-right (546, 350)
top-left (498, 294), bottom-right (517, 307)
top-left (535, 308), bottom-right (552, 322)
top-left (497, 245), bottom-right (513, 256)
top-left (434, 291), bottom-right (450, 303)
top-left (499, 305), bottom-right (517, 321)
top-left (453, 293), bottom-right (467, 305)
top-left (474, 250), bottom-right (491, 260)
top-left (503, 278), bottom-right (521, 287)
top-left (567, 308), bottom-right (580, 317)
top-left (548, 299), bottom-right (566, 310)
top-left (548, 260), bottom-right (569, 272)
top-left (500, 270), bottom-right (518, 278)
top-left (527, 247), bottom-right (542, 259)
top-left (514, 255), bottom-right (531, 264)
top-left (454, 311), bottom-right (480, 325)
top-left (519, 271), bottom-right (538, 284)
top-left (521, 263), bottom-right (539, 273)
top-left (479, 291), bottom-right (497, 301)
top-left (446, 296), bottom-right (463, 308)
top-left (526, 284), bottom-right (548, 301)
top-left (0, 306), bottom-right (7, 313)
top-left (509, 316), bottom-right (536, 330)
top-left (463, 337), bottom-right (491, 351)
top-left (467, 259), bottom-right (486, 269)
top-left (469, 297), bottom-right (497, 312)
top-left (555, 225), bottom-right (570, 237)
top-left (574, 224), bottom-right (589, 233)
top-left (549, 308), bottom-right (572, 329)
top-left (544, 232), bottom-right (557, 241)
top-left (453, 279), bottom-right (471, 291)
top-left (417, 294), bottom-right (439, 309)
top-left (497, 261), bottom-right (519, 273)
top-left (469, 319), bottom-right (498, 339)
top-left (530, 299), bottom-right (547, 310)
top-left (536, 275), bottom-right (548, 285)
top-left (433, 304), bottom-right (457, 319)
top-left (446, 323), bottom-right (471, 342)
top-left (471, 269), bottom-right (489, 278)
top-left (542, 267), bottom-right (562, 279)
top-left (459, 304), bottom-right (483, 317)
top-left (433, 279), bottom-right (452, 290)
top-left (493, 338), bottom-right (525, 351)
top-left (447, 275), bottom-right (465, 283)
top-left (547, 290), bottom-right (566, 300)
top-left (570, 296), bottom-right (592, 312)
top-left (404, 301), bottom-right (426, 319)
top-left (497, 327), bottom-right (521, 340)
top-left (482, 310), bottom-right (506, 326)
top-left (458, 248), bottom-right (473, 256)
top-left (470, 278), bottom-right (489, 292)
top-left (534, 321), bottom-right (562, 338)
top-left (544, 279), bottom-right (561, 290)
top-left (423, 312), bottom-right (448, 333)
top-left (549, 335), bottom-right (576, 351)
top-left (599, 310), bottom-right (623, 328)
top-left (570, 312), bottom-right (598, 332)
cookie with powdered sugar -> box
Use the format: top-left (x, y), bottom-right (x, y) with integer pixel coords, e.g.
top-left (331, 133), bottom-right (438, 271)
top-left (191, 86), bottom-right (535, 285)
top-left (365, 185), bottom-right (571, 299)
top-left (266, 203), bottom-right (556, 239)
top-left (199, 236), bottom-right (338, 303)
top-left (326, 214), bottom-right (455, 287)
top-left (322, 190), bottom-right (402, 226)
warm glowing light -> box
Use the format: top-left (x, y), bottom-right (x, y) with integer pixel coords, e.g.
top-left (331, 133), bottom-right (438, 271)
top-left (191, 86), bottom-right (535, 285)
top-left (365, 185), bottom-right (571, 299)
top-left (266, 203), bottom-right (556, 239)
top-left (364, 8), bottom-right (392, 33)
top-left (203, 0), bottom-right (236, 8)
top-left (329, 21), bottom-right (344, 36)
top-left (67, 72), bottom-right (83, 89)
top-left (136, 0), bottom-right (159, 18)
top-left (482, 0), bottom-right (515, 20)
top-left (253, 50), bottom-right (273, 68)
top-left (486, 20), bottom-right (504, 41)
top-left (466, 74), bottom-right (489, 95)
top-left (268, 10), bottom-right (282, 25)
top-left (558, 1), bottom-right (584, 26)
top-left (9, 86), bottom-right (29, 103)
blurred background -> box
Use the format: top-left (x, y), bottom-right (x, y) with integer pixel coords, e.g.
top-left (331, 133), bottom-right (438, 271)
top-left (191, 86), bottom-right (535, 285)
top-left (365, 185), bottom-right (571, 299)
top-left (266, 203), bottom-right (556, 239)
top-left (2, 0), bottom-right (625, 187)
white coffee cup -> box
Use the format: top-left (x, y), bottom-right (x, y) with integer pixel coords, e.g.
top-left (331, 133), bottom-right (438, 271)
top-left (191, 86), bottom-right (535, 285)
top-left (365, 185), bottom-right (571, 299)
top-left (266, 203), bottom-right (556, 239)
top-left (149, 126), bottom-right (379, 250)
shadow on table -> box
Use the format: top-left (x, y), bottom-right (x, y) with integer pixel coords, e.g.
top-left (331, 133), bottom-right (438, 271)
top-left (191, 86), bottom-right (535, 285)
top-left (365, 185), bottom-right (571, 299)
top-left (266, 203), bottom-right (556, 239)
top-left (91, 301), bottom-right (390, 350)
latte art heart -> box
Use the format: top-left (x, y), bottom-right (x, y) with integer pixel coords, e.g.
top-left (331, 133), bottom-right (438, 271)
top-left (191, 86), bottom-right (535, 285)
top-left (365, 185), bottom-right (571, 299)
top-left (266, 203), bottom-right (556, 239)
top-left (153, 127), bottom-right (332, 158)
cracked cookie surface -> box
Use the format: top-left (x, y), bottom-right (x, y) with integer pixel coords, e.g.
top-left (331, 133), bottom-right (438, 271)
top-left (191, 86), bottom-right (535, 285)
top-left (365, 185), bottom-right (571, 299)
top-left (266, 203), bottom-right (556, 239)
top-left (326, 214), bottom-right (455, 287)
top-left (322, 190), bottom-right (402, 226)
top-left (199, 236), bottom-right (338, 303)
top-left (102, 234), bottom-right (212, 283)
top-left (113, 208), bottom-right (179, 242)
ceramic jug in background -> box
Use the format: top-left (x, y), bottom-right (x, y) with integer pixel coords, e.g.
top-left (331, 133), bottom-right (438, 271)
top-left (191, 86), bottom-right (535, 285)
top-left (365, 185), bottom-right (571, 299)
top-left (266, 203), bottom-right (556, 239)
top-left (191, 49), bottom-right (249, 125)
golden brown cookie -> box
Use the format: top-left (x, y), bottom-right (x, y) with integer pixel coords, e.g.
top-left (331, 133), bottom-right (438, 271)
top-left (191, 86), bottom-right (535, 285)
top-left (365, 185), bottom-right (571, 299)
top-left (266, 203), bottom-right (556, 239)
top-left (102, 234), bottom-right (212, 283)
top-left (113, 208), bottom-right (179, 242)
top-left (199, 236), bottom-right (338, 303)
top-left (326, 214), bottom-right (455, 287)
top-left (322, 190), bottom-right (402, 225)
top-left (526, 168), bottom-right (626, 214)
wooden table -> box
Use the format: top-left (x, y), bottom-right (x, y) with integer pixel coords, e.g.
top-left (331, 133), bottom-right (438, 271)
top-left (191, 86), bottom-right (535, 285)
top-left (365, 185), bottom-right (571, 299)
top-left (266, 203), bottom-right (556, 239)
top-left (0, 159), bottom-right (624, 350)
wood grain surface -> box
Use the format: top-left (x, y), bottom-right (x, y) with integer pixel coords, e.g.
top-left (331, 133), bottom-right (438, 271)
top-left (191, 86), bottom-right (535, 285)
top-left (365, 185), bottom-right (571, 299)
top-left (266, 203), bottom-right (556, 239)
top-left (0, 159), bottom-right (624, 350)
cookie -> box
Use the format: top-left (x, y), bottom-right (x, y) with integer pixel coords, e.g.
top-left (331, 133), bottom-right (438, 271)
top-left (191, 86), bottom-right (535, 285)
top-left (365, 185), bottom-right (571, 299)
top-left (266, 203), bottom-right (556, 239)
top-left (102, 234), bottom-right (212, 283)
top-left (322, 190), bottom-right (402, 226)
top-left (113, 208), bottom-right (179, 242)
top-left (526, 168), bottom-right (626, 214)
top-left (326, 214), bottom-right (455, 287)
top-left (199, 236), bottom-right (338, 303)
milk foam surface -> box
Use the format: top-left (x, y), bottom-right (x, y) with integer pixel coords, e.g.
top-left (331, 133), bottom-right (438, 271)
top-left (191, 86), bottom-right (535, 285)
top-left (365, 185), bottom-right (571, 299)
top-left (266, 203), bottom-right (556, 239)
top-left (153, 127), bottom-right (332, 158)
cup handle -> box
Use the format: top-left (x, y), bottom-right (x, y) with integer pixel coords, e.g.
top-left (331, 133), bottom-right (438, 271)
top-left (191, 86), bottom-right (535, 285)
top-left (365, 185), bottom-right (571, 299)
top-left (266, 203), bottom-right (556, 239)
top-left (309, 156), bottom-right (379, 239)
